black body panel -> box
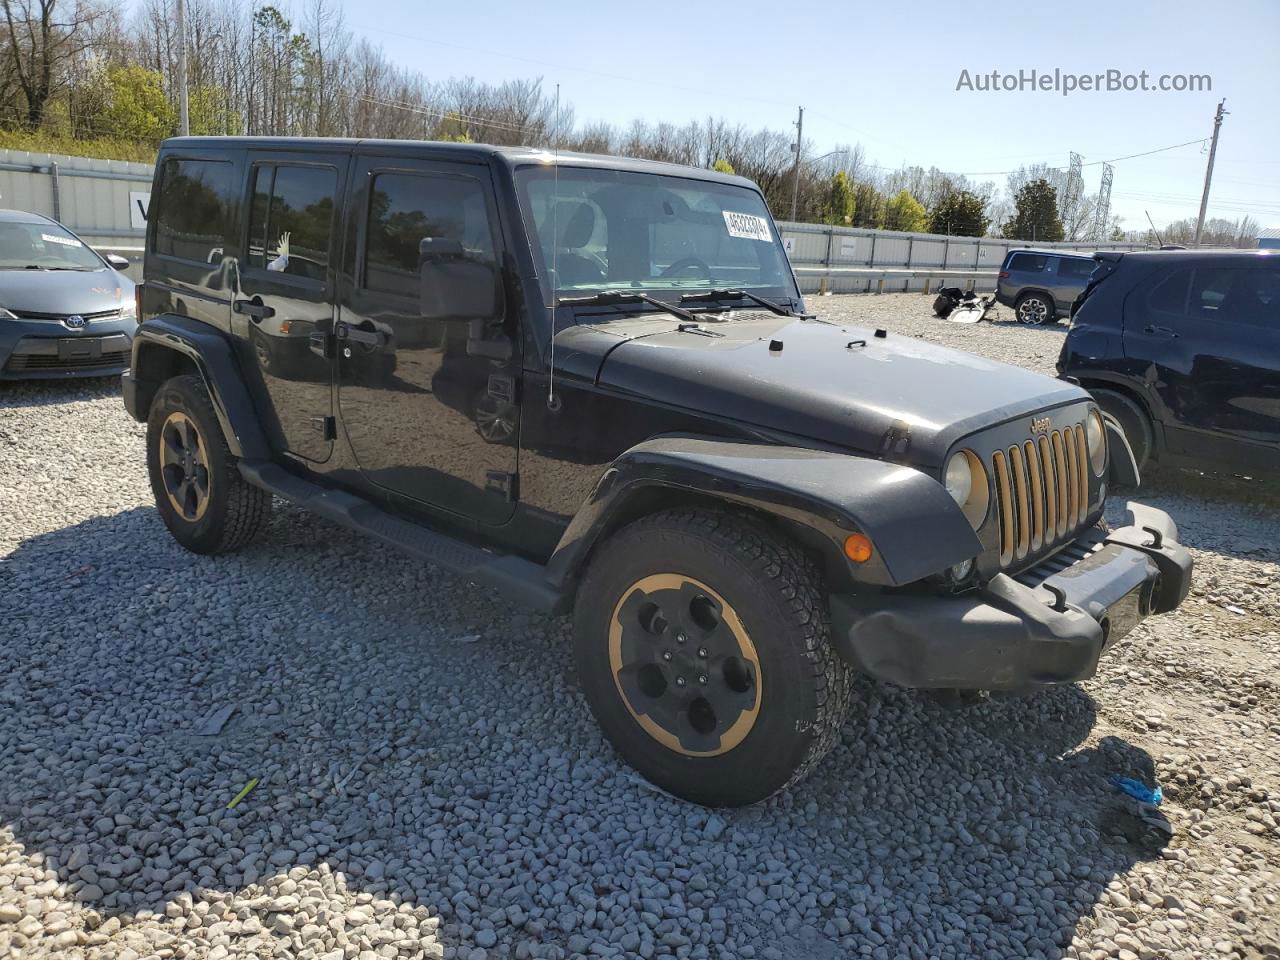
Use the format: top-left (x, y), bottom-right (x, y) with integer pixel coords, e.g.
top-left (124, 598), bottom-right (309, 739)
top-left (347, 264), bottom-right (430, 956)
top-left (1060, 249), bottom-right (1280, 476)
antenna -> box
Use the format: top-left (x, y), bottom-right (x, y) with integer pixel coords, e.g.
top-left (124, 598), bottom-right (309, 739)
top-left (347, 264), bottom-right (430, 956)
top-left (546, 83), bottom-right (562, 412)
top-left (1145, 210), bottom-right (1164, 248)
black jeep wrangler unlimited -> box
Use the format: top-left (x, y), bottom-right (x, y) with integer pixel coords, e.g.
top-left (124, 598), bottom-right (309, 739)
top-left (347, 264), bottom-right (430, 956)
top-left (124, 138), bottom-right (1192, 807)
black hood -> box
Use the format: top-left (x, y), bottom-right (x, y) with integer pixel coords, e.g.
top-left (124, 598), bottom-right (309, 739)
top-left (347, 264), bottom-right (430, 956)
top-left (0, 268), bottom-right (133, 315)
top-left (555, 311), bottom-right (1087, 468)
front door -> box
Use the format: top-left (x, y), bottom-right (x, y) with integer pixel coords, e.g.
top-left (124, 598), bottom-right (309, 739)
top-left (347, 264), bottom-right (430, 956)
top-left (235, 152), bottom-right (347, 463)
top-left (336, 155), bottom-right (519, 525)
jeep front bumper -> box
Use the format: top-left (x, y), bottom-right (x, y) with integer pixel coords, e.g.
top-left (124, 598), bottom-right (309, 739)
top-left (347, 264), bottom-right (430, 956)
top-left (830, 503), bottom-right (1191, 691)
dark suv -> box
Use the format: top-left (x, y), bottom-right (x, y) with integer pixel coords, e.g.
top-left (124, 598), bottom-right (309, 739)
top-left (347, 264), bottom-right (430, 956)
top-left (123, 137), bottom-right (1191, 807)
top-left (996, 249), bottom-right (1096, 324)
top-left (1059, 249), bottom-right (1280, 476)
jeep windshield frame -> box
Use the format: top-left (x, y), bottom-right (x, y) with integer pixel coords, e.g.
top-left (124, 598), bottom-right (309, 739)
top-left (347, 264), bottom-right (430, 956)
top-left (512, 164), bottom-right (800, 310)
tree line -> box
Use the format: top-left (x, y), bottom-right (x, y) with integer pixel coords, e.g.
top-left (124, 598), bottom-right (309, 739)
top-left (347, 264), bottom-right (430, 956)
top-left (0, 0), bottom-right (1258, 244)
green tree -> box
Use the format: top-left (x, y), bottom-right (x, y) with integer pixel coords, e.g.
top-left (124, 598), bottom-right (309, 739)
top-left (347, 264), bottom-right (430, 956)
top-left (102, 65), bottom-right (175, 144)
top-left (927, 189), bottom-right (990, 237)
top-left (190, 86), bottom-right (243, 137)
top-left (820, 171), bottom-right (855, 225)
top-left (1002, 178), bottom-right (1064, 242)
top-left (851, 182), bottom-right (884, 228)
top-left (711, 157), bottom-right (735, 175)
top-left (882, 189), bottom-right (927, 233)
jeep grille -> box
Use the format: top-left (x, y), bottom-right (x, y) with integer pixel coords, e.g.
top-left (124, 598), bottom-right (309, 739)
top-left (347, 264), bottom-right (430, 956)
top-left (990, 422), bottom-right (1089, 567)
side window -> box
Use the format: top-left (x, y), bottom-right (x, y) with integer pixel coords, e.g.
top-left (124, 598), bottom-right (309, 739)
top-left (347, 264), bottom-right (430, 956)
top-left (1147, 268), bottom-right (1191, 314)
top-left (1197, 267), bottom-right (1280, 328)
top-left (154, 158), bottom-right (234, 263)
top-left (1188, 267), bottom-right (1238, 319)
top-left (1009, 253), bottom-right (1047, 272)
top-left (1057, 257), bottom-right (1094, 280)
top-left (246, 164), bottom-right (337, 282)
top-left (1238, 269), bottom-right (1280, 328)
top-left (364, 172), bottom-right (495, 298)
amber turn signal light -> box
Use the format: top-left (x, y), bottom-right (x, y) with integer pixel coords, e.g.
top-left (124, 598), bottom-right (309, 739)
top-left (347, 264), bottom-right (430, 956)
top-left (843, 533), bottom-right (873, 563)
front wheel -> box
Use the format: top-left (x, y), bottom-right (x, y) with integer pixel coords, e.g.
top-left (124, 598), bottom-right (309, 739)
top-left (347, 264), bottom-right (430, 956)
top-left (573, 510), bottom-right (852, 807)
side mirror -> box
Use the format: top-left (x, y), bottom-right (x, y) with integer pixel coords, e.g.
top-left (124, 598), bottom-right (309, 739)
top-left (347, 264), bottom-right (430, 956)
top-left (105, 253), bottom-right (131, 271)
top-left (418, 245), bottom-right (498, 321)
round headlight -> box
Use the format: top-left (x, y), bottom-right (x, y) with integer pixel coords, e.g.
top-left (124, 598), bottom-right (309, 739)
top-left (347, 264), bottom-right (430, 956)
top-left (944, 452), bottom-right (973, 506)
top-left (944, 450), bottom-right (990, 529)
top-left (1087, 410), bottom-right (1106, 476)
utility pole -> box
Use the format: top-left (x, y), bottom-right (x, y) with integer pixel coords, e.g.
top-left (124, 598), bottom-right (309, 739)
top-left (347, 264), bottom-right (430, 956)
top-left (789, 106), bottom-right (804, 222)
top-left (176, 0), bottom-right (190, 136)
top-left (1193, 99), bottom-right (1227, 247)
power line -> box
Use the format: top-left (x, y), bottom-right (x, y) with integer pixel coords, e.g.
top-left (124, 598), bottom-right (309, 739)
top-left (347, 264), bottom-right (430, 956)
top-left (352, 95), bottom-right (536, 136)
top-left (953, 137), bottom-right (1208, 177)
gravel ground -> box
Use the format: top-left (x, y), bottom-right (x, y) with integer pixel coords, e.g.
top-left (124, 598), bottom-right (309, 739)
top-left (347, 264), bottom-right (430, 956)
top-left (1, 292), bottom-right (1278, 960)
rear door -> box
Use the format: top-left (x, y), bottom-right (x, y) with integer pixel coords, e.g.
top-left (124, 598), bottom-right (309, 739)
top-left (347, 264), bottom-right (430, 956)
top-left (1125, 262), bottom-right (1280, 465)
top-left (234, 151), bottom-right (348, 463)
top-left (335, 153), bottom-right (518, 525)
top-left (1051, 257), bottom-right (1093, 315)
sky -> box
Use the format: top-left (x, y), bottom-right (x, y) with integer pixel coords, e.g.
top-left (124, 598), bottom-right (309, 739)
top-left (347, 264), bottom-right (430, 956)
top-left (183, 0), bottom-right (1280, 232)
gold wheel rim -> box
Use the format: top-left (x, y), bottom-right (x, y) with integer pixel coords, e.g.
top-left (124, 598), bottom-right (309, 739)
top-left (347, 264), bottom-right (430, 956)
top-left (158, 411), bottom-right (211, 523)
top-left (608, 573), bottom-right (762, 757)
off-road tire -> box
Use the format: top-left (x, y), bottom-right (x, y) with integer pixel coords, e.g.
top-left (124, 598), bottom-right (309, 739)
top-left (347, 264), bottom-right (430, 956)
top-left (1091, 387), bottom-right (1154, 475)
top-left (573, 509), bottom-right (852, 807)
top-left (1015, 292), bottom-right (1056, 325)
top-left (146, 374), bottom-right (272, 554)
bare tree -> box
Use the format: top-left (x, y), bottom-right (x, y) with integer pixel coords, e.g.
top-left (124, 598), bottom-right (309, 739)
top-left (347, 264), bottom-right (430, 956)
top-left (2, 0), bottom-right (103, 127)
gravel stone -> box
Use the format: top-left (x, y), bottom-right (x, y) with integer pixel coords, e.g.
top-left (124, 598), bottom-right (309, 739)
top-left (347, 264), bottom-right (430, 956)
top-left (1, 293), bottom-right (1278, 959)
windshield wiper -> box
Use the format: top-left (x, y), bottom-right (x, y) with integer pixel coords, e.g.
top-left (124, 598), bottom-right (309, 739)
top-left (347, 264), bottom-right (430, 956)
top-left (557, 290), bottom-right (698, 324)
top-left (678, 288), bottom-right (797, 317)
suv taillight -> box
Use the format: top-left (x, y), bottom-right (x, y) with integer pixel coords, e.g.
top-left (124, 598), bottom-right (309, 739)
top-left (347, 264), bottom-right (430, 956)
top-left (998, 271), bottom-right (1009, 279)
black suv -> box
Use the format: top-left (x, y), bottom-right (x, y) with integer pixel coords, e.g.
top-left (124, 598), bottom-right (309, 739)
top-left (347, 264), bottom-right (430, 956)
top-left (996, 249), bottom-right (1096, 324)
top-left (1060, 249), bottom-right (1280, 476)
top-left (124, 137), bottom-right (1191, 806)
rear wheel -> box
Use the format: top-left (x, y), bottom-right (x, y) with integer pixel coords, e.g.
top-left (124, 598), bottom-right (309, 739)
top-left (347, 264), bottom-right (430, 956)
top-left (1015, 292), bottom-right (1055, 325)
top-left (573, 509), bottom-right (852, 807)
top-left (146, 374), bottom-right (272, 554)
top-left (1091, 387), bottom-right (1154, 474)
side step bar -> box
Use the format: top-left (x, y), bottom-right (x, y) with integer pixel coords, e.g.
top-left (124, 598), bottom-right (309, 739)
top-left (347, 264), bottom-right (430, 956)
top-left (239, 461), bottom-right (563, 614)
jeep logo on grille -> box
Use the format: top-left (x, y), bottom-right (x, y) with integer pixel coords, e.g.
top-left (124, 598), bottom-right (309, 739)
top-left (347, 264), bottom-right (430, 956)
top-left (1030, 416), bottom-right (1051, 435)
top-left (63, 314), bottom-right (87, 330)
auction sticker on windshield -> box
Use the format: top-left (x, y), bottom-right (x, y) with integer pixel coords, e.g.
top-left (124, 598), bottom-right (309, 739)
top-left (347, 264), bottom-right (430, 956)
top-left (42, 233), bottom-right (83, 247)
top-left (723, 211), bottom-right (773, 242)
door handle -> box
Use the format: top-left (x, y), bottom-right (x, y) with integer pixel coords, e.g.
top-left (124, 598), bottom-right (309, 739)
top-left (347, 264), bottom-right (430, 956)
top-left (337, 321), bottom-right (387, 349)
top-left (234, 297), bottom-right (275, 321)
top-left (1144, 324), bottom-right (1178, 339)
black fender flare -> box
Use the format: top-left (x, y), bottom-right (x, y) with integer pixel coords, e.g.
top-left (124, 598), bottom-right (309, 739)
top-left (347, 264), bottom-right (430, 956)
top-left (545, 436), bottom-right (983, 591)
top-left (127, 315), bottom-right (269, 460)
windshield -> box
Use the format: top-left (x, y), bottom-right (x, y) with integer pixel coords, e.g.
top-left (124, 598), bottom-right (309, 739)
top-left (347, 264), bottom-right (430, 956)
top-left (0, 221), bottom-right (104, 271)
top-left (515, 165), bottom-right (797, 304)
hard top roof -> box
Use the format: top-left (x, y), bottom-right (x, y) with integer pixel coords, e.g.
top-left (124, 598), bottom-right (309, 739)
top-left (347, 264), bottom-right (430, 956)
top-left (160, 137), bottom-right (757, 189)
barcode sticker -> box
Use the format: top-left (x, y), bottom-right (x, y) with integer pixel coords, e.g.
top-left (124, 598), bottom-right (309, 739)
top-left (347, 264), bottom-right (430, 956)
top-left (42, 233), bottom-right (83, 248)
top-left (722, 211), bottom-right (773, 242)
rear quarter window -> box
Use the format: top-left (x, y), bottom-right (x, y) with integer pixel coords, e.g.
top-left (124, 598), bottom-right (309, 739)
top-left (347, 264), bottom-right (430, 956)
top-left (153, 158), bottom-right (235, 263)
top-left (1056, 257), bottom-right (1094, 280)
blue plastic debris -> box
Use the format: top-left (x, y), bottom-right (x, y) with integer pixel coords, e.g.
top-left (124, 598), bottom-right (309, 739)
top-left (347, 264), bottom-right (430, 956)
top-left (1109, 775), bottom-right (1163, 806)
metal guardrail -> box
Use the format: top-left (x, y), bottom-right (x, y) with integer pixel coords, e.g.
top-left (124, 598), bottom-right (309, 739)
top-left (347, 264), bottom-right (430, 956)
top-left (793, 265), bottom-right (1000, 294)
